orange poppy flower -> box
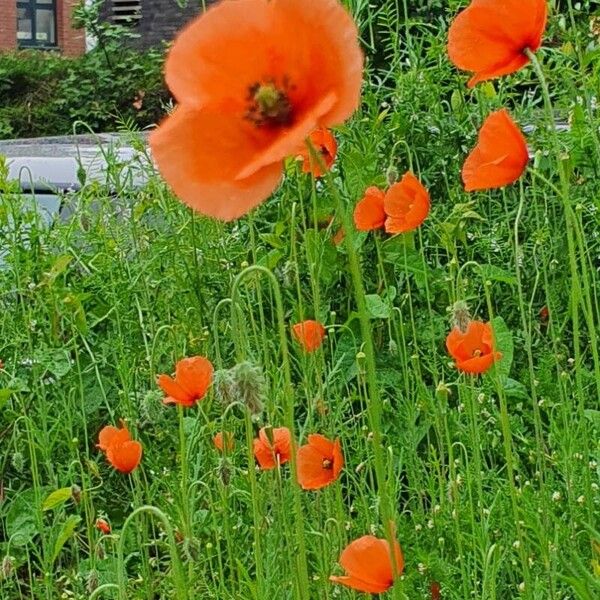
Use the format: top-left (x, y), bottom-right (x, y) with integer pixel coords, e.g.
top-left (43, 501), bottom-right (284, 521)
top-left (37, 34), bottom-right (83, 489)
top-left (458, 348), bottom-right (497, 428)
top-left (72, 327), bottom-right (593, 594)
top-left (353, 186), bottom-right (386, 231)
top-left (97, 423), bottom-right (142, 474)
top-left (292, 320), bottom-right (326, 352)
top-left (462, 109), bottom-right (529, 192)
top-left (384, 172), bottom-right (430, 234)
top-left (253, 426), bottom-right (292, 470)
top-left (297, 128), bottom-right (338, 177)
top-left (296, 434), bottom-right (343, 490)
top-left (95, 519), bottom-right (111, 535)
top-left (213, 431), bottom-right (234, 452)
top-left (446, 320), bottom-right (502, 374)
top-left (158, 356), bottom-right (214, 407)
top-left (149, 0), bottom-right (363, 221)
top-left (448, 0), bottom-right (547, 87)
top-left (330, 534), bottom-right (404, 593)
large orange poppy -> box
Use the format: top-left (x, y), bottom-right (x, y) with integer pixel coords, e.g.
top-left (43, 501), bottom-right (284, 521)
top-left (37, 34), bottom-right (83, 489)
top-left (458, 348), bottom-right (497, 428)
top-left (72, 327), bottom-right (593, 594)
top-left (158, 356), bottom-right (214, 407)
top-left (296, 434), bottom-right (343, 490)
top-left (462, 109), bottom-right (529, 192)
top-left (149, 0), bottom-right (363, 221)
top-left (446, 320), bottom-right (502, 374)
top-left (97, 423), bottom-right (142, 474)
top-left (384, 172), bottom-right (430, 234)
top-left (448, 0), bottom-right (547, 87)
top-left (253, 426), bottom-right (292, 470)
top-left (292, 320), bottom-right (326, 353)
top-left (297, 128), bottom-right (338, 178)
top-left (330, 534), bottom-right (404, 593)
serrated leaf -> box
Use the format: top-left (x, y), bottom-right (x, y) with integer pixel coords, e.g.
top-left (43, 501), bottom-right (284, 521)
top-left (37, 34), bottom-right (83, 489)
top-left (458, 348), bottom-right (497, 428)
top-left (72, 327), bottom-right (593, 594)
top-left (480, 265), bottom-right (517, 285)
top-left (365, 294), bottom-right (390, 319)
top-left (42, 488), bottom-right (72, 512)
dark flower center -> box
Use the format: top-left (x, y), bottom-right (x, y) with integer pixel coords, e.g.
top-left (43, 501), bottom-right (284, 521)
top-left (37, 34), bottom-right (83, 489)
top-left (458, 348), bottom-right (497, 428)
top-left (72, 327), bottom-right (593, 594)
top-left (322, 458), bottom-right (333, 470)
top-left (246, 82), bottom-right (293, 128)
top-left (473, 348), bottom-right (483, 358)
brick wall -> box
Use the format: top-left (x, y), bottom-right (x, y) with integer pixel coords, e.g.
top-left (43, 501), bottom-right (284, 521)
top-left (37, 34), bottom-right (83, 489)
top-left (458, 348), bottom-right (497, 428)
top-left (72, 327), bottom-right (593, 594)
top-left (100, 0), bottom-right (212, 50)
top-left (57, 0), bottom-right (85, 56)
top-left (0, 0), bottom-right (18, 51)
top-left (0, 0), bottom-right (85, 56)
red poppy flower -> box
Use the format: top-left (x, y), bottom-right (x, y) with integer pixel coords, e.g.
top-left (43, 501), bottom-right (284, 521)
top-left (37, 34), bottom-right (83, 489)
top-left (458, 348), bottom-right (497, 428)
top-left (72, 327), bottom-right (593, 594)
top-left (354, 173), bottom-right (430, 234)
top-left (158, 356), bottom-right (214, 407)
top-left (97, 423), bottom-right (142, 474)
top-left (353, 186), bottom-right (386, 231)
top-left (446, 320), bottom-right (502, 374)
top-left (384, 172), bottom-right (430, 234)
top-left (149, 0), bottom-right (363, 221)
top-left (431, 581), bottom-right (442, 600)
top-left (296, 434), bottom-right (343, 490)
top-left (448, 0), bottom-right (547, 87)
top-left (292, 320), bottom-right (326, 352)
top-left (297, 128), bottom-right (338, 177)
top-left (462, 109), bottom-right (529, 192)
top-left (213, 431), bottom-right (234, 452)
top-left (253, 427), bottom-right (292, 470)
top-left (95, 519), bottom-right (111, 535)
top-left (330, 534), bottom-right (404, 593)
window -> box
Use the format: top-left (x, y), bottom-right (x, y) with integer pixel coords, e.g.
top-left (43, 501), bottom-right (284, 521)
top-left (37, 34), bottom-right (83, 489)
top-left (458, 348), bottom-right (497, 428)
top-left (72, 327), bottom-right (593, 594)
top-left (17, 0), bottom-right (57, 47)
top-left (111, 0), bottom-right (142, 26)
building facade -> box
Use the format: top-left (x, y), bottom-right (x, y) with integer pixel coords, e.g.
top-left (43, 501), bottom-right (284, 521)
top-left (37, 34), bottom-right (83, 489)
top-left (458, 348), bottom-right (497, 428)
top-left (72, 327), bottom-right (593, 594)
top-left (0, 0), bottom-right (85, 56)
top-left (0, 0), bottom-right (206, 56)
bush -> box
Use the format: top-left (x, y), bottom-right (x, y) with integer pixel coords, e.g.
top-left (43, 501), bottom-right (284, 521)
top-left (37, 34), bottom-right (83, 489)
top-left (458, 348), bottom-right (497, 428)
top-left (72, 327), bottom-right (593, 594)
top-left (0, 45), bottom-right (168, 139)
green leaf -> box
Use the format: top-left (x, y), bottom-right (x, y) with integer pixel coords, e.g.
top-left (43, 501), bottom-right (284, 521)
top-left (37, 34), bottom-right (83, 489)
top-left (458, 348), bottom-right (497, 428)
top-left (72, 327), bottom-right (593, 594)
top-left (365, 294), bottom-right (390, 319)
top-left (42, 488), bottom-right (72, 512)
top-left (258, 233), bottom-right (284, 250)
top-left (490, 316), bottom-right (513, 381)
top-left (503, 378), bottom-right (529, 400)
top-left (52, 515), bottom-right (81, 564)
top-left (42, 255), bottom-right (72, 286)
top-left (0, 388), bottom-right (12, 411)
top-left (479, 265), bottom-right (517, 286)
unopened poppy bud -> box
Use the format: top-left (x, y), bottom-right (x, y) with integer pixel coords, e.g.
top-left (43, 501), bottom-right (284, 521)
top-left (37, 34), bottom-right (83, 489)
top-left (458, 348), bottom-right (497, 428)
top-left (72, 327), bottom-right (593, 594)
top-left (86, 569), bottom-right (99, 594)
top-left (388, 339), bottom-right (398, 356)
top-left (386, 165), bottom-right (399, 186)
top-left (231, 361), bottom-right (265, 416)
top-left (11, 451), bottom-right (24, 473)
top-left (356, 351), bottom-right (366, 361)
top-left (71, 484), bottom-right (82, 504)
top-left (1, 555), bottom-right (14, 578)
top-left (451, 301), bottom-right (471, 332)
top-left (435, 382), bottom-right (451, 402)
top-left (240, 261), bottom-right (249, 269)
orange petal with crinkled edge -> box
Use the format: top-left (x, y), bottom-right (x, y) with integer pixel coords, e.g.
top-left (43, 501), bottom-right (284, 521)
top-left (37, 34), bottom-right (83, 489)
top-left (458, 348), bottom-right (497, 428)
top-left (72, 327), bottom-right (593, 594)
top-left (330, 535), bottom-right (404, 593)
top-left (354, 186), bottom-right (386, 231)
top-left (106, 440), bottom-right (142, 474)
top-left (462, 109), bottom-right (529, 192)
top-left (448, 0), bottom-right (547, 87)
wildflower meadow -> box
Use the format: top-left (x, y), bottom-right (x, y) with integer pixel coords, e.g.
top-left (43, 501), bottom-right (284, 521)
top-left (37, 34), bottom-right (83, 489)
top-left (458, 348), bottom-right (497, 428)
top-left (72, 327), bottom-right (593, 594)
top-left (1, 0), bottom-right (600, 598)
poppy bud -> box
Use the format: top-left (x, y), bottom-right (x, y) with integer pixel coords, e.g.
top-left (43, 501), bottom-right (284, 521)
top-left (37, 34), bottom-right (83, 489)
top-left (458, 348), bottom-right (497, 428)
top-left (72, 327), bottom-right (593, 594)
top-left (71, 484), bottom-right (82, 504)
top-left (95, 519), bottom-right (111, 535)
top-left (231, 361), bottom-right (266, 416)
top-left (1, 555), bottom-right (14, 579)
top-left (451, 301), bottom-right (471, 333)
top-left (386, 165), bottom-right (399, 186)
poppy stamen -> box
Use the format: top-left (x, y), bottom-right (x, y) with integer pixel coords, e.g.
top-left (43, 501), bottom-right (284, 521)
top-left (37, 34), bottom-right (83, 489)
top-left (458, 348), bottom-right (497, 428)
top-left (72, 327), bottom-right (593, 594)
top-left (473, 349), bottom-right (482, 358)
top-left (322, 458), bottom-right (333, 470)
top-left (246, 82), bottom-right (293, 128)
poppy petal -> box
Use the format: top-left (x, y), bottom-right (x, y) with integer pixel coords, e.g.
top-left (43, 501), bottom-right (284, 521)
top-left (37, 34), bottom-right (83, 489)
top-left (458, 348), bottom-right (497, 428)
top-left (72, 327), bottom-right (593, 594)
top-left (354, 186), bottom-right (386, 231)
top-left (462, 109), bottom-right (529, 192)
top-left (457, 352), bottom-right (502, 374)
top-left (448, 0), bottom-right (548, 87)
top-left (329, 574), bottom-right (391, 594)
top-left (383, 172), bottom-right (430, 234)
top-left (97, 425), bottom-right (130, 452)
top-left (339, 536), bottom-right (396, 589)
top-left (150, 106), bottom-right (283, 221)
top-left (107, 440), bottom-right (142, 474)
